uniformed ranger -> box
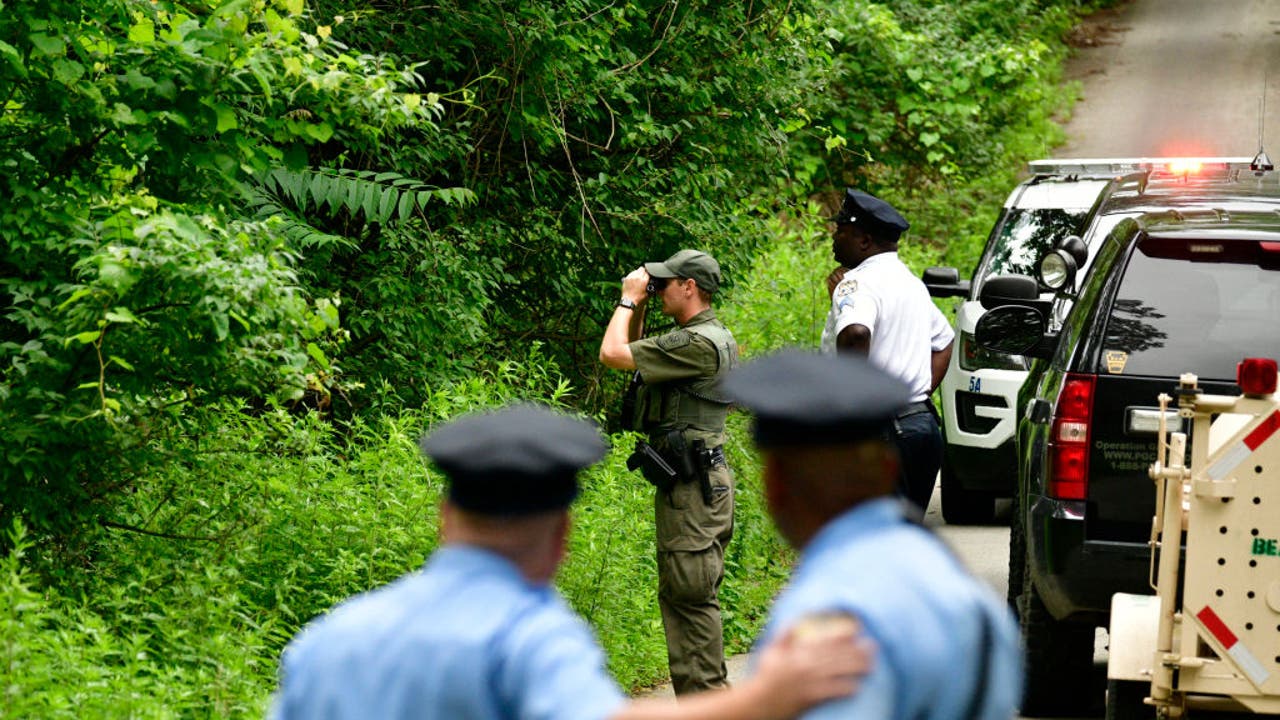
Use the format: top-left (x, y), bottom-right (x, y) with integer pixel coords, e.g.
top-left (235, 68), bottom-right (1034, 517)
top-left (722, 350), bottom-right (1022, 720)
top-left (270, 403), bottom-right (870, 720)
top-left (821, 189), bottom-right (954, 512)
top-left (598, 249), bottom-right (737, 695)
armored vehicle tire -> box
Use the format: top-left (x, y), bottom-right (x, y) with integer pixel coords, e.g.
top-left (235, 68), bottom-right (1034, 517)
top-left (1019, 564), bottom-right (1098, 716)
top-left (939, 461), bottom-right (997, 525)
top-left (1104, 679), bottom-right (1150, 720)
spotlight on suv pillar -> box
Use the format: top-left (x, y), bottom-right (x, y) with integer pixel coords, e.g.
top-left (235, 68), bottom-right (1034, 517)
top-left (1037, 235), bottom-right (1087, 291)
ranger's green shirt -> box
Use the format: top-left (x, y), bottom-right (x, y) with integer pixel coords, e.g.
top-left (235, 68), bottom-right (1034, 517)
top-left (629, 308), bottom-right (737, 553)
top-left (628, 308), bottom-right (737, 448)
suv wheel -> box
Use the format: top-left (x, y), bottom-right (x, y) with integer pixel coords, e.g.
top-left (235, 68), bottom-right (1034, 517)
top-left (1007, 492), bottom-right (1026, 617)
top-left (940, 460), bottom-right (996, 525)
top-left (1018, 557), bottom-right (1098, 716)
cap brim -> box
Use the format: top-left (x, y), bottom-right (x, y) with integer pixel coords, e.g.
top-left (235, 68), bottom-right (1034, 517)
top-left (644, 261), bottom-right (678, 278)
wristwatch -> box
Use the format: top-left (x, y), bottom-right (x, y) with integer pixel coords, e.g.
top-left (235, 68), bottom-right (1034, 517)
top-left (616, 298), bottom-right (637, 310)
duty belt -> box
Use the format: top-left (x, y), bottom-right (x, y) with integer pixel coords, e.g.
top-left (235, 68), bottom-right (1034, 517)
top-left (707, 445), bottom-right (727, 468)
top-left (894, 401), bottom-right (934, 420)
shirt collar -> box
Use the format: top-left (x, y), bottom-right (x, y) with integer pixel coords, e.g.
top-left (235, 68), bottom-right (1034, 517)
top-left (855, 251), bottom-right (898, 271)
top-left (430, 544), bottom-right (545, 589)
top-left (682, 307), bottom-right (717, 327)
top-left (799, 496), bottom-right (908, 564)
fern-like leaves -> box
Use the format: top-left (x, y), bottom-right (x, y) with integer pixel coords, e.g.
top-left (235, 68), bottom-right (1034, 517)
top-left (245, 167), bottom-right (476, 248)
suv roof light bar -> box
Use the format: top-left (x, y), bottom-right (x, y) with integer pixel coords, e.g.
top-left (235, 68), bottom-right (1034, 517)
top-left (1028, 157), bottom-right (1257, 178)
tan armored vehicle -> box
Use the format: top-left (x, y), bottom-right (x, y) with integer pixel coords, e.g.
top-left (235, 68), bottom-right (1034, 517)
top-left (1108, 358), bottom-right (1280, 718)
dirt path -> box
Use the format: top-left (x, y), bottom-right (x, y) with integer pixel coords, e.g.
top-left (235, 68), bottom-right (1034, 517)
top-left (1056, 0), bottom-right (1280, 158)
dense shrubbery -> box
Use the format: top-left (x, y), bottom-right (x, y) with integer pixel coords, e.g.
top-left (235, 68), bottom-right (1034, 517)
top-left (1, 0), bottom-right (1109, 713)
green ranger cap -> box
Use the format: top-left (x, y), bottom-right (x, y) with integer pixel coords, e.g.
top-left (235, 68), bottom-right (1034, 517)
top-left (644, 249), bottom-right (721, 294)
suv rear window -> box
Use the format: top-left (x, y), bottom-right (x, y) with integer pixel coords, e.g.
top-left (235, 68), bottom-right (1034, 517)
top-left (1099, 236), bottom-right (1280, 379)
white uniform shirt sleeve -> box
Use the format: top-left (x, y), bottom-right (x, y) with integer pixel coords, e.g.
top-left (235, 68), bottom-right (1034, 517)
top-left (830, 276), bottom-right (879, 341)
top-left (929, 301), bottom-right (955, 351)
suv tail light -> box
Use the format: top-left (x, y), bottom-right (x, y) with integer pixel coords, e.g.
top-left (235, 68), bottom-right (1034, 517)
top-left (1048, 373), bottom-right (1096, 500)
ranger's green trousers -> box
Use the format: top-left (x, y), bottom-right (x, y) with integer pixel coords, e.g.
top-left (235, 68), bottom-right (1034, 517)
top-left (655, 464), bottom-right (734, 695)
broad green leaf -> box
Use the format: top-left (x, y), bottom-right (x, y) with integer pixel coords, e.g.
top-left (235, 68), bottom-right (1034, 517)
top-left (29, 33), bottom-right (65, 57)
top-left (0, 40), bottom-right (26, 77)
top-left (104, 308), bottom-right (139, 324)
top-left (57, 287), bottom-right (96, 311)
top-left (123, 69), bottom-right (156, 91)
top-left (69, 331), bottom-right (101, 346)
top-left (214, 105), bottom-right (238, 133)
top-left (128, 18), bottom-right (155, 44)
top-left (397, 190), bottom-right (416, 221)
top-left (111, 102), bottom-right (142, 125)
top-left (51, 59), bottom-right (84, 86)
top-left (107, 356), bottom-right (136, 372)
top-left (309, 173), bottom-right (333, 210)
top-left (304, 122), bottom-right (333, 143)
top-left (210, 312), bottom-right (229, 341)
top-left (306, 342), bottom-right (330, 370)
top-left (376, 188), bottom-right (396, 224)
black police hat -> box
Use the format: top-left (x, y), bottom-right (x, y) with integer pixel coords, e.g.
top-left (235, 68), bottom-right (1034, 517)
top-left (830, 189), bottom-right (909, 241)
top-left (420, 403), bottom-right (608, 515)
top-left (720, 349), bottom-right (911, 448)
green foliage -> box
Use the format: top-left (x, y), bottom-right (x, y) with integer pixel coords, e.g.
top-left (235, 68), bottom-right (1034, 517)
top-left (6, 354), bottom-right (787, 711)
top-left (297, 0), bottom-right (826, 409)
top-left (796, 0), bottom-right (1078, 189)
top-left (0, 0), bottom-right (436, 536)
top-left (0, 0), bottom-right (1114, 713)
top-left (1, 519), bottom-right (275, 718)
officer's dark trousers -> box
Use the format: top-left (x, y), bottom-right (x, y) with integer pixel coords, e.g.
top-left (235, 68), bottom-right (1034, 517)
top-left (891, 410), bottom-right (943, 512)
top-left (655, 466), bottom-right (735, 695)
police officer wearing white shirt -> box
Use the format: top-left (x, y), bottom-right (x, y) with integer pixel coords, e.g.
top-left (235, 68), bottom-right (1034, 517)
top-left (722, 350), bottom-right (1021, 720)
top-left (820, 189), bottom-right (954, 512)
top-left (270, 403), bottom-right (872, 720)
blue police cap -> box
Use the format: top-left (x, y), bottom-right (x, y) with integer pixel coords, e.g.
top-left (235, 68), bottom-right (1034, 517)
top-left (420, 403), bottom-right (608, 515)
top-left (830, 189), bottom-right (909, 241)
top-left (720, 349), bottom-right (911, 447)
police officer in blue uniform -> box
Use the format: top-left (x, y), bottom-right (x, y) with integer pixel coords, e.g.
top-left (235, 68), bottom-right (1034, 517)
top-left (722, 350), bottom-right (1022, 720)
top-left (270, 403), bottom-right (871, 720)
top-left (820, 189), bottom-right (954, 512)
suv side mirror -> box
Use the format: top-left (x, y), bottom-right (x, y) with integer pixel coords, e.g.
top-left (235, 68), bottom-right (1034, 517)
top-left (922, 266), bottom-right (971, 298)
top-left (974, 305), bottom-right (1054, 358)
top-left (978, 273), bottom-right (1039, 310)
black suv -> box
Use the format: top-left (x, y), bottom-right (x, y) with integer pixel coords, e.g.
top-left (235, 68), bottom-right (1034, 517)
top-left (974, 157), bottom-right (1280, 715)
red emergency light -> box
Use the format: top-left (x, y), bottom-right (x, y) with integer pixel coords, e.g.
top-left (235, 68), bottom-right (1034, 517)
top-left (1237, 358), bottom-right (1278, 396)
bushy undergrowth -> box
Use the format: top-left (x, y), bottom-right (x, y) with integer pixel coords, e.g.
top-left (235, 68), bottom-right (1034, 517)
top-left (2, 0), bottom-right (1106, 716)
top-left (3, 351), bottom-right (789, 712)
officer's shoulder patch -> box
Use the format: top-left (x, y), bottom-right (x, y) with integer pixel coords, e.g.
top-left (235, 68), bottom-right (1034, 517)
top-left (834, 279), bottom-right (859, 298)
top-left (657, 330), bottom-right (693, 351)
top-left (789, 610), bottom-right (862, 641)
